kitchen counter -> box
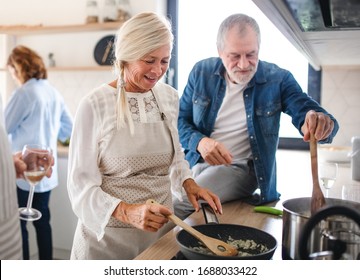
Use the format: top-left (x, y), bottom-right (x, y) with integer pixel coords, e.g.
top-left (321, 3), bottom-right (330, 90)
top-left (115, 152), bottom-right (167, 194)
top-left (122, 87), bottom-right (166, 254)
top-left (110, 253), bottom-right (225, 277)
top-left (134, 199), bottom-right (283, 260)
top-left (135, 151), bottom-right (359, 260)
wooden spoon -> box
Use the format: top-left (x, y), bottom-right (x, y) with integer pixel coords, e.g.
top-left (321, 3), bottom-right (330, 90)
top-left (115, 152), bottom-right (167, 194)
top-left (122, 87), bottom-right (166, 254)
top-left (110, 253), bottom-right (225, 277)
top-left (147, 199), bottom-right (238, 257)
top-left (310, 133), bottom-right (326, 215)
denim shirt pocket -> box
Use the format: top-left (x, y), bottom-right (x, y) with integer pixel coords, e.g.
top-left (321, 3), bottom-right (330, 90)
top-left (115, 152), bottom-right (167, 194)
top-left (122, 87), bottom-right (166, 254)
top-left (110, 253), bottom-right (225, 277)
top-left (192, 93), bottom-right (211, 125)
top-left (255, 102), bottom-right (282, 136)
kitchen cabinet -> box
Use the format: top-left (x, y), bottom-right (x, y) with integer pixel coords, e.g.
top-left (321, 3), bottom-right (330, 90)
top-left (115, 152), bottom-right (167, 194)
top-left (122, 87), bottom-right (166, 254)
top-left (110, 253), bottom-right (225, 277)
top-left (252, 0), bottom-right (360, 69)
top-left (0, 22), bottom-right (122, 35)
top-left (50, 155), bottom-right (77, 259)
top-left (26, 154), bottom-right (77, 260)
top-left (0, 21), bottom-right (124, 71)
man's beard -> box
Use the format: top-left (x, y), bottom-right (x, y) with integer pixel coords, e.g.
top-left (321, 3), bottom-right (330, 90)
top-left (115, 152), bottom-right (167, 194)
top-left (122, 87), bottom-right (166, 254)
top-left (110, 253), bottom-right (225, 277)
top-left (228, 66), bottom-right (257, 85)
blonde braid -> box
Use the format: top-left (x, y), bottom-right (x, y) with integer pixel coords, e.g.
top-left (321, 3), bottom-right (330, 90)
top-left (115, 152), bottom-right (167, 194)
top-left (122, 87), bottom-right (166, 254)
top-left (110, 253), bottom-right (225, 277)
top-left (116, 61), bottom-right (134, 134)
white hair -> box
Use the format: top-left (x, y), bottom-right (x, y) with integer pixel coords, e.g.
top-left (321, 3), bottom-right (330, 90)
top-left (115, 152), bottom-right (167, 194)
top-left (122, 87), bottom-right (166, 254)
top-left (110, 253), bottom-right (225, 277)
top-left (113, 12), bottom-right (174, 134)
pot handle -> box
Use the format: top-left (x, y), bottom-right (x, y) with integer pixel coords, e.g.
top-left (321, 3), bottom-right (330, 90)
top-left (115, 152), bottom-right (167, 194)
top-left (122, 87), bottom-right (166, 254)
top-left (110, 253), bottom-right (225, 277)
top-left (299, 205), bottom-right (360, 260)
top-left (201, 203), bottom-right (219, 224)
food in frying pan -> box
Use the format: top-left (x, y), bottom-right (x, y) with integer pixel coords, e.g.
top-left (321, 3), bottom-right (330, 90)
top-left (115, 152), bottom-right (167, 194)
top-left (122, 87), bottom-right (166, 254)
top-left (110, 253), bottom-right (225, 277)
top-left (190, 236), bottom-right (269, 257)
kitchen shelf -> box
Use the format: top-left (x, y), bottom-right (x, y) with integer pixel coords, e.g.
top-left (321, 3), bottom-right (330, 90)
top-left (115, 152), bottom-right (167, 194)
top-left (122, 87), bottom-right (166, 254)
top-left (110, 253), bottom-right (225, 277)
top-left (1, 66), bottom-right (113, 72)
top-left (1, 22), bottom-right (122, 72)
top-left (0, 21), bottom-right (123, 35)
top-left (48, 66), bottom-right (113, 71)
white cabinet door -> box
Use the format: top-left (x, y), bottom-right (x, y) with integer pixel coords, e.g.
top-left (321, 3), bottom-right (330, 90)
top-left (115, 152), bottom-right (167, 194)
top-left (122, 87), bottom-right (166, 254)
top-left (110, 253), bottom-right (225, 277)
top-left (50, 156), bottom-right (77, 259)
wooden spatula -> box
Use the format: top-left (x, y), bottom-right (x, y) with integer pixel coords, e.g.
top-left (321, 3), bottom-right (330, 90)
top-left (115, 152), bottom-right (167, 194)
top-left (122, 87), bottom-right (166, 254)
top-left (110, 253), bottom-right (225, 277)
top-left (310, 133), bottom-right (326, 215)
top-left (147, 199), bottom-right (238, 257)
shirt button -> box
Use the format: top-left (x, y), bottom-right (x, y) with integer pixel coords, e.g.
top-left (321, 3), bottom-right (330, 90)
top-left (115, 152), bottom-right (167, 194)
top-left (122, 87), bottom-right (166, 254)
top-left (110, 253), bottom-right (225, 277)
top-left (259, 177), bottom-right (263, 181)
top-left (267, 111), bottom-right (271, 115)
top-left (254, 157), bottom-right (258, 160)
top-left (194, 100), bottom-right (198, 104)
top-left (250, 136), bottom-right (254, 139)
top-left (247, 115), bottom-right (250, 118)
top-left (245, 94), bottom-right (248, 98)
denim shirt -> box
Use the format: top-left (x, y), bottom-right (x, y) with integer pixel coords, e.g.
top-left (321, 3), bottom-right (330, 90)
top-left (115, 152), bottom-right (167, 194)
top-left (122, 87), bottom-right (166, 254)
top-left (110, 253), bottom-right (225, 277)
top-left (178, 57), bottom-right (339, 204)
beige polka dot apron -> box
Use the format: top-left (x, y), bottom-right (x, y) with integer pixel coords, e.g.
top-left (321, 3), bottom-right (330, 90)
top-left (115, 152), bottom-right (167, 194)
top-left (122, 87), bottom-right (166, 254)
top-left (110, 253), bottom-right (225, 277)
top-left (71, 97), bottom-right (175, 260)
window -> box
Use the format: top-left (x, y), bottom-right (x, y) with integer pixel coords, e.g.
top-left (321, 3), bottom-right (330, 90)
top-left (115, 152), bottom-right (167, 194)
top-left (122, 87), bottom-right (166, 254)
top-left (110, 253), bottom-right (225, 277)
top-left (168, 0), bottom-right (320, 150)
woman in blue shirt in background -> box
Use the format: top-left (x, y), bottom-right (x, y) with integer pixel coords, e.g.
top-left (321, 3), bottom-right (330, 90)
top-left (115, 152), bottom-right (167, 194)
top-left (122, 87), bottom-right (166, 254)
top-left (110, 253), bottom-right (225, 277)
top-left (5, 45), bottom-right (73, 260)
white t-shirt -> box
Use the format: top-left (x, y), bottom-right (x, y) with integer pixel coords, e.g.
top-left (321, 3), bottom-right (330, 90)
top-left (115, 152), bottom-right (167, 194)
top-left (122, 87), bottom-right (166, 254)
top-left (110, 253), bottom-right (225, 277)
top-left (210, 76), bottom-right (252, 161)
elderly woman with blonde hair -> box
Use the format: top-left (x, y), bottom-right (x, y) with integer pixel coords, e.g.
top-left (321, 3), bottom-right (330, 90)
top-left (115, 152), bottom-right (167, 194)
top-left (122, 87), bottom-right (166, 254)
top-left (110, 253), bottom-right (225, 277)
top-left (67, 12), bottom-right (222, 259)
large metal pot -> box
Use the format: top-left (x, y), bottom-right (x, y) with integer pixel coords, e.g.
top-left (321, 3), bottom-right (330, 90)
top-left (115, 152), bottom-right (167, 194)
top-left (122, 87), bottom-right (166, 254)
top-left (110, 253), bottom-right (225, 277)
top-left (299, 205), bottom-right (360, 259)
top-left (282, 197), bottom-right (360, 260)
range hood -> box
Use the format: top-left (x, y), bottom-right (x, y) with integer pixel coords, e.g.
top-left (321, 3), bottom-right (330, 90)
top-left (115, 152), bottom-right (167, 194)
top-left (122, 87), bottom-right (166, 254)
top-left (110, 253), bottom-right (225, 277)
top-left (252, 0), bottom-right (360, 69)
top-left (285, 0), bottom-right (360, 31)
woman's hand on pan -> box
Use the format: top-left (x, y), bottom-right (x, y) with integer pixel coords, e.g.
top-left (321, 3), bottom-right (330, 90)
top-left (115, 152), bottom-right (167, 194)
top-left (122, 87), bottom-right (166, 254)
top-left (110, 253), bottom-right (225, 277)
top-left (183, 178), bottom-right (223, 215)
top-left (112, 201), bottom-right (172, 232)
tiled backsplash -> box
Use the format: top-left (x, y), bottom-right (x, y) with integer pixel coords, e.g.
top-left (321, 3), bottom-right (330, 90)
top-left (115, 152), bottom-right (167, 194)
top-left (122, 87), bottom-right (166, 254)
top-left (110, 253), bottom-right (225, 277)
top-left (48, 70), bottom-right (116, 117)
top-left (321, 67), bottom-right (360, 147)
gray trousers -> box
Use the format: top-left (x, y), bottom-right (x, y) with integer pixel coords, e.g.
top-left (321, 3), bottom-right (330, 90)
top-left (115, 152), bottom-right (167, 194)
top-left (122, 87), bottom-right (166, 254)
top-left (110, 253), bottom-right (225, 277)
top-left (174, 159), bottom-right (258, 220)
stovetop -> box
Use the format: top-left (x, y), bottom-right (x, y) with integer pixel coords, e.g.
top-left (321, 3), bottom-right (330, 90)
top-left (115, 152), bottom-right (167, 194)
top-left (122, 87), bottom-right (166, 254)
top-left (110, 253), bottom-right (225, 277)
top-left (171, 251), bottom-right (188, 260)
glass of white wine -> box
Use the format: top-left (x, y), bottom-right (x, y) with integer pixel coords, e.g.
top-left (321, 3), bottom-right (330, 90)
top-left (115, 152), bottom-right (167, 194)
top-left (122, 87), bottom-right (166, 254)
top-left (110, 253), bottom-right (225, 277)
top-left (19, 144), bottom-right (52, 221)
top-left (319, 161), bottom-right (338, 198)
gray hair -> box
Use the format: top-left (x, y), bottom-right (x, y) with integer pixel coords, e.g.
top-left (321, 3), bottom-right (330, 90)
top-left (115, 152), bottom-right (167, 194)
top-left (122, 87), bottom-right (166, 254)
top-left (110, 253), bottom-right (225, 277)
top-left (216, 14), bottom-right (261, 51)
top-left (113, 12), bottom-right (174, 132)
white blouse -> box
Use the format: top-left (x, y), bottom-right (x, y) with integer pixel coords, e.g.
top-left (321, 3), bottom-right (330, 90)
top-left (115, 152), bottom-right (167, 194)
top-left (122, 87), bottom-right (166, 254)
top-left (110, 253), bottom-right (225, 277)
top-left (67, 82), bottom-right (192, 241)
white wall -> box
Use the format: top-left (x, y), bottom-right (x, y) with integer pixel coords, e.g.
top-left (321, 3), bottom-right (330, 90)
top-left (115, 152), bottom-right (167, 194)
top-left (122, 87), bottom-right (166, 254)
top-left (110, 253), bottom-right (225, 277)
top-left (321, 67), bottom-right (360, 147)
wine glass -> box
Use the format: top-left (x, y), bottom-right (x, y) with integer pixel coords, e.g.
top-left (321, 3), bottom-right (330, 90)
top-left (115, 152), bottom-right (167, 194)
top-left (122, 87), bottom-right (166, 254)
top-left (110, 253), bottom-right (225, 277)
top-left (19, 144), bottom-right (52, 221)
top-left (319, 162), bottom-right (338, 198)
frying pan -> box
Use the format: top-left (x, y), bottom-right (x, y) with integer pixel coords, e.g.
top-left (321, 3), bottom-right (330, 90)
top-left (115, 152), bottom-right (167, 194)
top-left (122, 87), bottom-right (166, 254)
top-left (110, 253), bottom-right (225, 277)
top-left (175, 204), bottom-right (277, 260)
